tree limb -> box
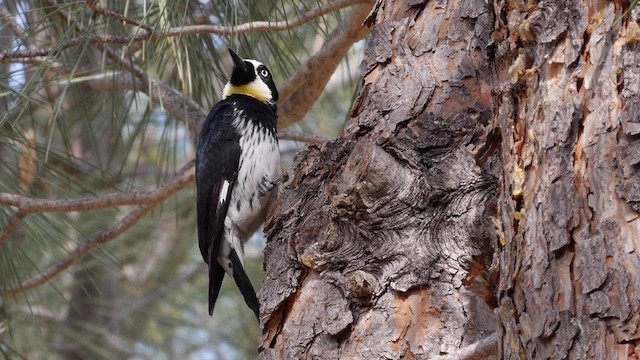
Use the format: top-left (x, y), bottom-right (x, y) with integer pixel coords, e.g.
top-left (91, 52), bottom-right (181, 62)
top-left (0, 6), bottom-right (27, 42)
top-left (277, 3), bottom-right (373, 129)
top-left (84, 0), bottom-right (154, 32)
top-left (0, 161), bottom-right (194, 214)
top-left (0, 212), bottom-right (26, 247)
top-left (167, 0), bottom-right (371, 34)
top-left (277, 131), bottom-right (330, 144)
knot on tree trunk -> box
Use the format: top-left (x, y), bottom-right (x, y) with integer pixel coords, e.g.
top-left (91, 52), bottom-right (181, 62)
top-left (260, 112), bottom-right (497, 352)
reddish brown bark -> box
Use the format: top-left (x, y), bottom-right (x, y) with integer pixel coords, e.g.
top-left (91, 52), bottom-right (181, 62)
top-left (493, 0), bottom-right (640, 358)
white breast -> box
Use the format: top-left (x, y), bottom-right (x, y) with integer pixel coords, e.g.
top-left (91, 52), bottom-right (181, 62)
top-left (226, 112), bottom-right (281, 241)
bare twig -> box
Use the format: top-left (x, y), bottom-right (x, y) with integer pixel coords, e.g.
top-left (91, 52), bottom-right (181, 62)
top-left (431, 333), bottom-right (499, 360)
top-left (2, 0), bottom-right (134, 66)
top-left (0, 161), bottom-right (195, 214)
top-left (0, 6), bottom-right (26, 40)
top-left (0, 212), bottom-right (27, 247)
top-left (278, 131), bottom-right (331, 144)
top-left (84, 0), bottom-right (154, 32)
top-left (0, 35), bottom-right (147, 61)
top-left (277, 3), bottom-right (373, 129)
top-left (170, 0), bottom-right (370, 34)
top-left (0, 165), bottom-right (195, 295)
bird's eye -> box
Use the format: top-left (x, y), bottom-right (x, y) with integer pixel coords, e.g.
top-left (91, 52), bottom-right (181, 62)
top-left (260, 69), bottom-right (269, 78)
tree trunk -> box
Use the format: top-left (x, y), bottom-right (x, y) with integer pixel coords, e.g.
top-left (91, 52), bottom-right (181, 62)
top-left (493, 1), bottom-right (640, 358)
top-left (260, 0), bottom-right (640, 358)
top-left (259, 0), bottom-right (499, 358)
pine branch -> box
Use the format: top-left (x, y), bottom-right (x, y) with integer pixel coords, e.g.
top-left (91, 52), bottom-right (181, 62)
top-left (0, 0), bottom-right (370, 62)
top-left (0, 212), bottom-right (26, 248)
top-left (0, 6), bottom-right (27, 41)
top-left (84, 0), bottom-right (154, 32)
top-left (0, 164), bottom-right (195, 295)
top-left (4, 0), bottom-right (373, 131)
top-left (36, 0), bottom-right (207, 134)
top-left (0, 206), bottom-right (152, 295)
top-left (277, 131), bottom-right (331, 144)
top-left (277, 3), bottom-right (373, 129)
top-left (0, 161), bottom-right (194, 214)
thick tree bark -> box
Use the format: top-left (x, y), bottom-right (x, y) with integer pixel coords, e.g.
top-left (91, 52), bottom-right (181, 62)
top-left (261, 0), bottom-right (640, 358)
top-left (493, 1), bottom-right (640, 358)
top-left (259, 0), bottom-right (499, 358)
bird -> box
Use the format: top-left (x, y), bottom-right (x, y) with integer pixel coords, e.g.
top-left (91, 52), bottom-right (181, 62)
top-left (196, 49), bottom-right (280, 320)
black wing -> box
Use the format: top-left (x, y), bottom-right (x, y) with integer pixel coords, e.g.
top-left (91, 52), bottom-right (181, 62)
top-left (196, 101), bottom-right (241, 316)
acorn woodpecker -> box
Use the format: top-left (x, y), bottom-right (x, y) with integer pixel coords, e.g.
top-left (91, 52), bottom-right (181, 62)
top-left (196, 49), bottom-right (280, 320)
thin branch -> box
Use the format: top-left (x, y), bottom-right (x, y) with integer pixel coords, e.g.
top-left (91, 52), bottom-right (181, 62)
top-left (0, 212), bottom-right (27, 247)
top-left (278, 131), bottom-right (331, 144)
top-left (432, 333), bottom-right (498, 360)
top-left (169, 0), bottom-right (370, 34)
top-left (0, 0), bottom-right (370, 62)
top-left (1, 0), bottom-right (134, 66)
top-left (83, 69), bottom-right (206, 134)
top-left (0, 56), bottom-right (57, 65)
top-left (277, 3), bottom-right (373, 129)
top-left (0, 6), bottom-right (27, 40)
top-left (0, 206), bottom-right (152, 295)
top-left (0, 166), bottom-right (195, 295)
top-left (0, 35), bottom-right (148, 61)
top-left (0, 160), bottom-right (195, 214)
top-left (0, 7), bottom-right (62, 67)
top-left (84, 0), bottom-right (153, 32)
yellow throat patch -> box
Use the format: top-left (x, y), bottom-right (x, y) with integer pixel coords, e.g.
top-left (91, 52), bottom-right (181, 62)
top-left (222, 82), bottom-right (271, 104)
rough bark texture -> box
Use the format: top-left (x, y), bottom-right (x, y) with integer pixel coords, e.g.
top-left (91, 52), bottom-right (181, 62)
top-left (493, 1), bottom-right (640, 358)
top-left (259, 0), bottom-right (499, 358)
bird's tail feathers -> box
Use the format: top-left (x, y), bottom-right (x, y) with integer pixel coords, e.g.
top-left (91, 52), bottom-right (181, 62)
top-left (208, 261), bottom-right (225, 316)
top-left (229, 249), bottom-right (260, 320)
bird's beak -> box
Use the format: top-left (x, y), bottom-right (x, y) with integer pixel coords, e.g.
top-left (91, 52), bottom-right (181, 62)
top-left (229, 49), bottom-right (247, 72)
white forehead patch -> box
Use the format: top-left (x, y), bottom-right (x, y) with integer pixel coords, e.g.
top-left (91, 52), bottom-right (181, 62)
top-left (245, 59), bottom-right (265, 73)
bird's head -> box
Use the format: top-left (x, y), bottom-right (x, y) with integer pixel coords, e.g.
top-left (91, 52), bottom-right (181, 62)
top-left (222, 49), bottom-right (279, 105)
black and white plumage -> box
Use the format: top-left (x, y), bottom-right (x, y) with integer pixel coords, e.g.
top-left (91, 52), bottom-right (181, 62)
top-left (196, 49), bottom-right (280, 320)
